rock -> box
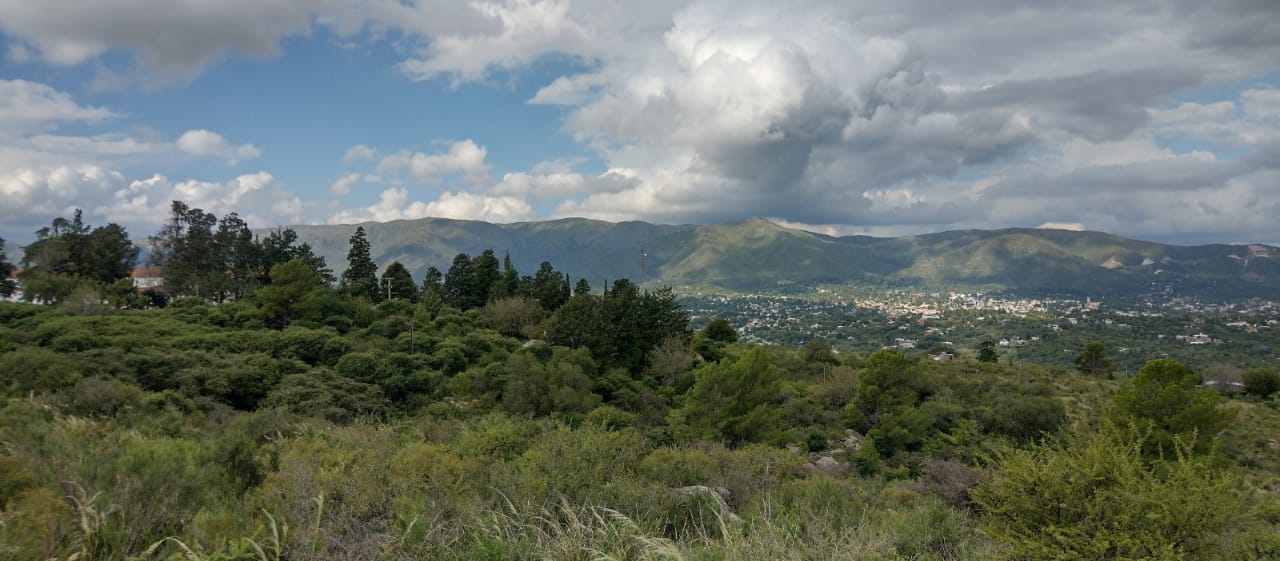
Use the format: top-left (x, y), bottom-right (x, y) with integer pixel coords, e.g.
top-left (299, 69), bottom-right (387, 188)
top-left (675, 486), bottom-right (741, 523)
top-left (813, 455), bottom-right (848, 477)
top-left (842, 430), bottom-right (863, 450)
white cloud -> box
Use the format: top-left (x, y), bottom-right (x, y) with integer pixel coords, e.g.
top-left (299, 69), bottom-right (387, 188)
top-left (176, 129), bottom-right (262, 165)
top-left (100, 171), bottom-right (302, 228)
top-left (329, 172), bottom-right (381, 196)
top-left (6, 2), bottom-right (1280, 244)
top-left (329, 187), bottom-right (533, 224)
top-left (1037, 222), bottom-right (1087, 231)
top-left (424, 190), bottom-right (535, 222)
top-left (329, 172), bottom-right (361, 196)
top-left (0, 165), bottom-right (122, 226)
top-left (1242, 88), bottom-right (1280, 123)
top-left (343, 144), bottom-right (377, 163)
top-left (376, 139), bottom-right (490, 185)
top-left (0, 79), bottom-right (117, 133)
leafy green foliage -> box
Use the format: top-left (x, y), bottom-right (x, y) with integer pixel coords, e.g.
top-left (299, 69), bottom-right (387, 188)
top-left (1113, 358), bottom-right (1236, 455)
top-left (258, 258), bottom-right (329, 328)
top-left (1242, 368), bottom-right (1280, 398)
top-left (702, 317), bottom-right (737, 343)
top-left (1, 207), bottom-right (1278, 560)
top-left (679, 348), bottom-right (784, 444)
top-left (19, 210), bottom-right (140, 303)
top-left (973, 424), bottom-right (1247, 560)
top-left (977, 340), bottom-right (998, 363)
top-left (1076, 340), bottom-right (1115, 376)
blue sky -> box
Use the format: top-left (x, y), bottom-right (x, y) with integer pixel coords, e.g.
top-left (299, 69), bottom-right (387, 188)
top-left (1, 0), bottom-right (1279, 247)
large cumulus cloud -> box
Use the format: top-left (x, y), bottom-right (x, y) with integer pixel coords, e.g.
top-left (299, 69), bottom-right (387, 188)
top-left (3, 0), bottom-right (1279, 244)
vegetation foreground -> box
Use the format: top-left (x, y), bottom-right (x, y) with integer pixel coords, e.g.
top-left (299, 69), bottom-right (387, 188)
top-left (1, 206), bottom-right (1279, 560)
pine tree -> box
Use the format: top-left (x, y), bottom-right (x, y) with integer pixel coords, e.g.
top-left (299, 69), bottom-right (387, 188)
top-left (259, 227), bottom-right (333, 284)
top-left (443, 253), bottom-right (477, 309)
top-left (491, 252), bottom-right (520, 299)
top-left (574, 278), bottom-right (591, 296)
top-left (150, 201), bottom-right (218, 298)
top-left (471, 249), bottom-right (501, 305)
top-left (381, 261), bottom-right (417, 302)
top-left (0, 238), bottom-right (15, 298)
top-left (341, 226), bottom-right (380, 302)
top-left (1075, 341), bottom-right (1114, 376)
top-left (977, 341), bottom-right (999, 363)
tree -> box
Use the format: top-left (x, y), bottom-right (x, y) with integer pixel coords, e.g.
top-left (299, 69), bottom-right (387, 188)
top-left (1241, 368), bottom-right (1280, 399)
top-left (209, 213), bottom-right (257, 301)
top-left (530, 261), bottom-right (569, 310)
top-left (1075, 341), bottom-right (1114, 376)
top-left (150, 201), bottom-right (219, 298)
top-left (83, 223), bottom-right (140, 285)
top-left (340, 226), bottom-right (380, 302)
top-left (491, 252), bottom-right (520, 300)
top-left (380, 261), bottom-right (417, 302)
top-left (502, 348), bottom-right (601, 417)
top-left (844, 349), bottom-right (936, 457)
top-left (680, 347), bottom-right (784, 444)
top-left (259, 227), bottom-right (332, 283)
top-left (20, 210), bottom-right (138, 302)
top-left (482, 296), bottom-right (543, 338)
top-left (471, 249), bottom-right (501, 304)
top-left (1113, 359), bottom-right (1236, 455)
top-left (0, 238), bottom-right (15, 298)
top-left (443, 253), bottom-right (478, 309)
top-left (258, 259), bottom-right (329, 328)
top-left (977, 340), bottom-right (999, 363)
top-left (574, 278), bottom-right (591, 296)
top-left (703, 318), bottom-right (738, 343)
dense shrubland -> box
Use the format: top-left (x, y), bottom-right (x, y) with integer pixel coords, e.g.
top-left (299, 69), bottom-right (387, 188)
top-left (1, 204), bottom-right (1278, 560)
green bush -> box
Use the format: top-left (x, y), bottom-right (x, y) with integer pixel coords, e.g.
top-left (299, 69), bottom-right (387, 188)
top-left (0, 348), bottom-right (81, 396)
top-left (972, 424), bottom-right (1246, 560)
top-left (1242, 368), bottom-right (1280, 398)
top-left (1113, 359), bottom-right (1236, 455)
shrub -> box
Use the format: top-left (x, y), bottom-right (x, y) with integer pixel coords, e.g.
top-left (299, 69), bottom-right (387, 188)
top-left (0, 348), bottom-right (80, 396)
top-left (1113, 359), bottom-right (1236, 455)
top-left (972, 424), bottom-right (1246, 560)
top-left (1242, 368), bottom-right (1280, 398)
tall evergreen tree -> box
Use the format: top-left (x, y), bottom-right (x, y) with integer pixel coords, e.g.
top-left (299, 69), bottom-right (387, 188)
top-left (19, 210), bottom-right (139, 302)
top-left (150, 201), bottom-right (218, 298)
top-left (210, 213), bottom-right (259, 301)
top-left (471, 249), bottom-right (501, 305)
top-left (531, 261), bottom-right (568, 310)
top-left (259, 227), bottom-right (333, 283)
top-left (340, 226), bottom-right (380, 302)
top-left (420, 265), bottom-right (445, 312)
top-left (381, 261), bottom-right (417, 302)
top-left (574, 278), bottom-right (591, 296)
top-left (83, 223), bottom-right (140, 285)
top-left (0, 238), bottom-right (15, 298)
top-left (443, 253), bottom-right (477, 309)
top-left (491, 252), bottom-right (520, 299)
top-left (1075, 341), bottom-right (1114, 376)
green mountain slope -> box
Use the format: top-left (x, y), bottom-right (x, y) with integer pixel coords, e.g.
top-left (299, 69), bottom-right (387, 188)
top-left (278, 219), bottom-right (1280, 297)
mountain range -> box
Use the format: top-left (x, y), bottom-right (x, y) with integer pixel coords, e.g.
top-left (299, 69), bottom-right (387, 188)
top-left (280, 217), bottom-right (1280, 298)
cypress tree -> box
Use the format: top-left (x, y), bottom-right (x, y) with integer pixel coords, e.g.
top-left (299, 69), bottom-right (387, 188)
top-left (381, 261), bottom-right (417, 302)
top-left (341, 226), bottom-right (380, 302)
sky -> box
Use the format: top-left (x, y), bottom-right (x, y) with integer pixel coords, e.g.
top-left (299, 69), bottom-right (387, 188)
top-left (1, 0), bottom-right (1279, 248)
